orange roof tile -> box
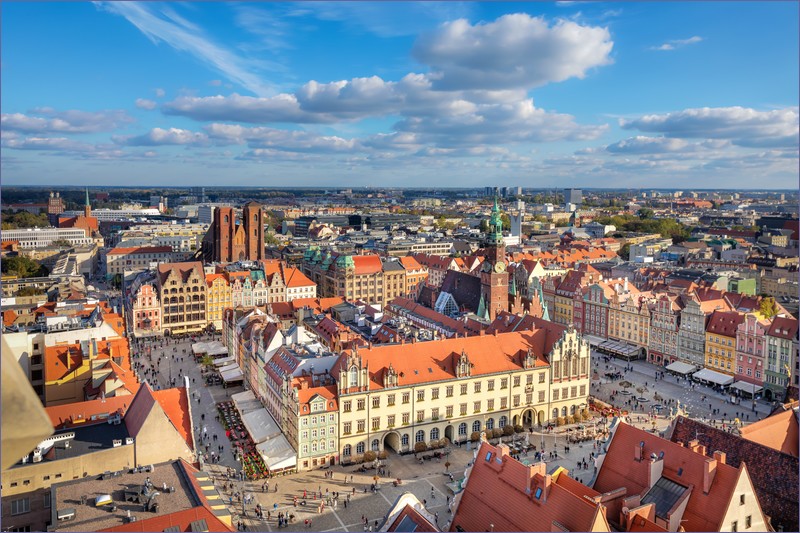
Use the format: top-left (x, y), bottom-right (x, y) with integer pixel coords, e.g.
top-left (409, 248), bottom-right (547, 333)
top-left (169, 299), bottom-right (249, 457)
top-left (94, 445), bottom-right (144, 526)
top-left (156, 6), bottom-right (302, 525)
top-left (353, 254), bottom-right (384, 275)
top-left (294, 380), bottom-right (338, 412)
top-left (107, 246), bottom-right (172, 255)
top-left (739, 405), bottom-right (799, 457)
top-left (100, 506), bottom-right (233, 532)
top-left (45, 395), bottom-right (131, 430)
top-left (283, 266), bottom-right (314, 287)
top-left (152, 387), bottom-right (195, 451)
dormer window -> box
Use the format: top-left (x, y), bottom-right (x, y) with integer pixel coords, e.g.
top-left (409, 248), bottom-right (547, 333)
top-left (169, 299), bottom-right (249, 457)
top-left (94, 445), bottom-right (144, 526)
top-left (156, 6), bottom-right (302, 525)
top-left (349, 367), bottom-right (358, 388)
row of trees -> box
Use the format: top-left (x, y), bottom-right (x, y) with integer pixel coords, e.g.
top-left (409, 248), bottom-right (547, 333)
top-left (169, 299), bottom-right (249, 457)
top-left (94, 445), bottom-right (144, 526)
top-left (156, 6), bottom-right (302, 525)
top-left (595, 212), bottom-right (692, 243)
top-left (1, 210), bottom-right (51, 229)
top-left (1, 256), bottom-right (49, 278)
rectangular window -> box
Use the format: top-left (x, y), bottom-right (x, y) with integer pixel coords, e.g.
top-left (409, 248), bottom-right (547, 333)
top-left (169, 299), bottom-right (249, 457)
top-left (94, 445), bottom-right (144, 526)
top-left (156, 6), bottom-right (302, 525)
top-left (343, 423), bottom-right (351, 435)
top-left (501, 397), bottom-right (508, 409)
top-left (417, 390), bottom-right (425, 402)
top-left (526, 392), bottom-right (533, 404)
top-left (460, 384), bottom-right (468, 395)
top-left (501, 378), bottom-right (508, 389)
top-left (474, 382), bottom-right (482, 393)
top-left (580, 384), bottom-right (586, 396)
top-left (387, 394), bottom-right (395, 406)
top-left (527, 373), bottom-right (533, 385)
top-left (571, 386), bottom-right (577, 398)
top-left (538, 391), bottom-right (546, 403)
top-left (446, 386), bottom-right (454, 397)
top-left (539, 373), bottom-right (546, 383)
top-left (357, 399), bottom-right (365, 410)
top-left (473, 401), bottom-right (481, 413)
top-left (372, 417), bottom-right (380, 431)
top-left (44, 492), bottom-right (51, 509)
top-left (513, 376), bottom-right (521, 387)
top-left (402, 392), bottom-right (410, 404)
top-left (740, 494), bottom-right (745, 505)
top-left (553, 389), bottom-right (560, 400)
top-left (372, 397), bottom-right (380, 409)
top-left (731, 521), bottom-right (738, 532)
top-left (446, 405), bottom-right (453, 418)
top-left (460, 403), bottom-right (467, 416)
top-left (11, 498), bottom-right (30, 515)
top-left (513, 395), bottom-right (520, 408)
top-left (402, 413), bottom-right (410, 425)
top-left (487, 399), bottom-right (495, 411)
top-left (745, 516), bottom-right (751, 528)
top-left (387, 415), bottom-right (395, 427)
top-left (417, 410), bottom-right (425, 423)
top-left (431, 408), bottom-right (439, 419)
top-left (343, 401), bottom-right (352, 413)
top-left (357, 420), bottom-right (365, 433)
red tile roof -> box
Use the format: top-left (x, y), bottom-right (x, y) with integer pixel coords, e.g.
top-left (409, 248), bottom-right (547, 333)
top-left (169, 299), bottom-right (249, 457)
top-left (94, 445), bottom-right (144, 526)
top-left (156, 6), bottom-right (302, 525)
top-left (100, 505), bottom-right (233, 532)
top-left (334, 330), bottom-right (552, 391)
top-left (353, 254), bottom-right (383, 275)
top-left (450, 442), bottom-right (609, 532)
top-left (767, 315), bottom-right (799, 340)
top-left (283, 265), bottom-right (315, 287)
top-left (45, 395), bottom-right (131, 430)
top-left (705, 310), bottom-right (745, 338)
top-left (593, 422), bottom-right (752, 532)
top-left (153, 387), bottom-right (195, 451)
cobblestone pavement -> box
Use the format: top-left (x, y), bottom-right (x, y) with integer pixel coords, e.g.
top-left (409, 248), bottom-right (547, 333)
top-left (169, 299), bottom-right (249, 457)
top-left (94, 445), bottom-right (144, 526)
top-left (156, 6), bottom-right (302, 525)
top-left (128, 334), bottom-right (780, 531)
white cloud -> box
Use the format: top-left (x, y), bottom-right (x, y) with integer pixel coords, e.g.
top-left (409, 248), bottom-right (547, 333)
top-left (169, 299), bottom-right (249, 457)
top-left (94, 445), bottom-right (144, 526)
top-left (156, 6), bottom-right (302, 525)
top-left (620, 106), bottom-right (799, 148)
top-left (412, 14), bottom-right (613, 90)
top-left (114, 127), bottom-right (210, 146)
top-left (603, 136), bottom-right (730, 154)
top-left (155, 88), bottom-right (166, 98)
top-left (1, 108), bottom-right (134, 134)
top-left (135, 98), bottom-right (158, 110)
top-left (650, 36), bottom-right (703, 51)
top-left (97, 2), bottom-right (274, 96)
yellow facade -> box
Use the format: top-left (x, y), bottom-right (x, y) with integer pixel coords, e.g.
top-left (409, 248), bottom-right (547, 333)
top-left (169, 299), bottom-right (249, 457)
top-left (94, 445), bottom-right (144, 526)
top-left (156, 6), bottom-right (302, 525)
top-left (207, 276), bottom-right (233, 329)
top-left (705, 331), bottom-right (736, 375)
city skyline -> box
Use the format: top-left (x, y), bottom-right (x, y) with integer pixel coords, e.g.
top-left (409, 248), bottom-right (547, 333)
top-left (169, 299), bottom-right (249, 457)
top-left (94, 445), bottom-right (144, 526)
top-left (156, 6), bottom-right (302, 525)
top-left (1, 1), bottom-right (798, 188)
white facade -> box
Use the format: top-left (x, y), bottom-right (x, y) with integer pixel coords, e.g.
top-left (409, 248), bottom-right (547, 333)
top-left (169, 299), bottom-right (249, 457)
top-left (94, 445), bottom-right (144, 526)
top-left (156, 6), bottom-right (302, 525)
top-left (62, 208), bottom-right (161, 220)
top-left (1, 227), bottom-right (93, 248)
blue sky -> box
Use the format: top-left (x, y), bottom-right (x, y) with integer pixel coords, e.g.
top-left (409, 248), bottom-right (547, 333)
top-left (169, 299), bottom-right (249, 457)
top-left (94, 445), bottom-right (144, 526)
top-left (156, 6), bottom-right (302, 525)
top-left (1, 1), bottom-right (798, 188)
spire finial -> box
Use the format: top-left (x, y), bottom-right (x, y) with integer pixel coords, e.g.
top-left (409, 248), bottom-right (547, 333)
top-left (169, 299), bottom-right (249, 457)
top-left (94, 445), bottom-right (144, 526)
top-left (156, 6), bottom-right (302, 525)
top-left (85, 187), bottom-right (90, 207)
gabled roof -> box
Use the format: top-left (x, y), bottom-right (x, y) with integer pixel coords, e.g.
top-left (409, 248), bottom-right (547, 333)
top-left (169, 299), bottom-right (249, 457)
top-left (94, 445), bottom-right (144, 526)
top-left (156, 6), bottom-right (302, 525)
top-left (439, 270), bottom-right (482, 314)
top-left (157, 261), bottom-right (204, 286)
top-left (767, 315), bottom-right (799, 340)
top-left (450, 442), bottom-right (609, 532)
top-left (46, 395), bottom-right (131, 430)
top-left (107, 246), bottom-right (172, 255)
top-left (669, 416), bottom-right (799, 532)
top-left (152, 387), bottom-right (195, 451)
top-left (706, 310), bottom-right (745, 338)
top-left (594, 422), bottom-right (746, 532)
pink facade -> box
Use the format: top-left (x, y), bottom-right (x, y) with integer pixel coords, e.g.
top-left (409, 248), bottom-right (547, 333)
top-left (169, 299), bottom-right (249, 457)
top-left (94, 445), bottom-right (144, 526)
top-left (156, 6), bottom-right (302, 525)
top-left (133, 284), bottom-right (161, 332)
top-left (583, 284), bottom-right (609, 339)
top-left (735, 314), bottom-right (768, 386)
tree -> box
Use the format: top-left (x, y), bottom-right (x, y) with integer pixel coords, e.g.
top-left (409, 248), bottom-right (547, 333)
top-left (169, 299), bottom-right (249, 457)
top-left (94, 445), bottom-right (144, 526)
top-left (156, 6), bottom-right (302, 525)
top-left (638, 208), bottom-right (655, 220)
top-left (414, 441), bottom-right (428, 453)
top-left (503, 425), bottom-right (515, 436)
top-left (1, 210), bottom-right (50, 229)
top-left (513, 424), bottom-right (524, 433)
top-left (492, 428), bottom-right (503, 439)
top-left (619, 243), bottom-right (631, 261)
top-left (478, 219), bottom-right (490, 233)
top-left (759, 297), bottom-right (779, 319)
top-left (377, 450), bottom-right (389, 460)
top-left (363, 450), bottom-right (377, 463)
top-left (50, 239), bottom-right (73, 248)
top-left (1, 256), bottom-right (48, 278)
top-left (15, 287), bottom-right (44, 297)
top-left (500, 213), bottom-right (511, 232)
top-left (469, 431), bottom-right (480, 443)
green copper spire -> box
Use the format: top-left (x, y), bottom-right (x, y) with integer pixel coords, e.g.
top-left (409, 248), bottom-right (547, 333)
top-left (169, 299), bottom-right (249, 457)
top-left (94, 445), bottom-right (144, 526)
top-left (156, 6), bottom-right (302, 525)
top-left (487, 193), bottom-right (504, 245)
top-left (85, 188), bottom-right (90, 207)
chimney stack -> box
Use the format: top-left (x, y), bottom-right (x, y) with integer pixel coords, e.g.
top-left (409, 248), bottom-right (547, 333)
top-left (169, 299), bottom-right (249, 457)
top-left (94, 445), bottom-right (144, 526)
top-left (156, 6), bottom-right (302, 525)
top-left (703, 458), bottom-right (718, 494)
top-left (713, 450), bottom-right (726, 465)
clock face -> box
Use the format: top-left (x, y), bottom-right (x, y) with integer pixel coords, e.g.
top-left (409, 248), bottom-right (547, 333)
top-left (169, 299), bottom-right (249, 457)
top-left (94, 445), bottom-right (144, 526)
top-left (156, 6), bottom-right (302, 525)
top-left (494, 262), bottom-right (506, 273)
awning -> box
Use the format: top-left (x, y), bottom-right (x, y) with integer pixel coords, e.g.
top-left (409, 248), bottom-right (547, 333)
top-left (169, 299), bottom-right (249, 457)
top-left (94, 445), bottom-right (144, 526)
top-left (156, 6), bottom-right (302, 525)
top-left (214, 356), bottom-right (236, 367)
top-left (231, 390), bottom-right (263, 415)
top-left (256, 435), bottom-right (297, 471)
top-left (221, 368), bottom-right (244, 383)
top-left (241, 408), bottom-right (282, 444)
top-left (730, 381), bottom-right (762, 395)
top-left (192, 340), bottom-right (228, 356)
top-left (583, 334), bottom-right (607, 346)
top-left (219, 363), bottom-right (240, 374)
top-left (692, 368), bottom-right (734, 386)
top-left (665, 361), bottom-right (697, 375)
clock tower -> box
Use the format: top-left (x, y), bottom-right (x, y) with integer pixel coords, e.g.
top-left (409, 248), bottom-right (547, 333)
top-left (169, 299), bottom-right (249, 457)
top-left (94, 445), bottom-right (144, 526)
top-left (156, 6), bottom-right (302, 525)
top-left (479, 195), bottom-right (508, 321)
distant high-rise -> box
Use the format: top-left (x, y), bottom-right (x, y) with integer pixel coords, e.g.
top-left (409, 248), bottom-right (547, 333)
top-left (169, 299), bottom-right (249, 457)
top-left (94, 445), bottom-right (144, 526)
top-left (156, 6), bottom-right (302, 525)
top-left (564, 188), bottom-right (582, 205)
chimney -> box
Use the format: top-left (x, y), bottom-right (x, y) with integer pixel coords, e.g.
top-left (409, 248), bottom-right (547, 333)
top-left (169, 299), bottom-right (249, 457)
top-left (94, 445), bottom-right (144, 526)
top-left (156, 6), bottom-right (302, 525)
top-left (713, 450), bottom-right (726, 465)
top-left (646, 453), bottom-right (664, 490)
top-left (480, 329), bottom-right (486, 336)
top-left (702, 458), bottom-right (718, 494)
top-left (496, 443), bottom-right (510, 458)
top-left (687, 439), bottom-right (700, 452)
top-left (634, 442), bottom-right (644, 462)
top-left (696, 444), bottom-right (706, 457)
top-left (493, 328), bottom-right (498, 336)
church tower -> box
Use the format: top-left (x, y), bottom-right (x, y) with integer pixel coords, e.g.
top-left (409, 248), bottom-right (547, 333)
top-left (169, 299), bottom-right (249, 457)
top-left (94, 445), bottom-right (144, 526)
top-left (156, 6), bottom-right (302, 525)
top-left (83, 188), bottom-right (92, 218)
top-left (479, 195), bottom-right (508, 321)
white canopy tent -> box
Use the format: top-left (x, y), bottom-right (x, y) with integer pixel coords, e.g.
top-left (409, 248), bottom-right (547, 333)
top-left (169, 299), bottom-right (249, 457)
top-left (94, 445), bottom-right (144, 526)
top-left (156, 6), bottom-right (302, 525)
top-left (213, 356), bottom-right (236, 367)
top-left (192, 340), bottom-right (228, 357)
top-left (218, 363), bottom-right (240, 374)
top-left (692, 368), bottom-right (734, 386)
top-left (221, 368), bottom-right (244, 382)
top-left (665, 361), bottom-right (697, 375)
top-left (241, 408), bottom-right (282, 444)
top-left (730, 381), bottom-right (762, 395)
top-left (256, 436), bottom-right (297, 471)
top-left (231, 390), bottom-right (263, 415)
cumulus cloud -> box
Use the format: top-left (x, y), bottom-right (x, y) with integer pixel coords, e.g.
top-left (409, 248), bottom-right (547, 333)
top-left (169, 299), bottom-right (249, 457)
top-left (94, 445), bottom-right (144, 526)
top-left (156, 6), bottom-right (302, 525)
top-left (155, 88), bottom-right (166, 98)
top-left (650, 36), bottom-right (703, 51)
top-left (1, 108), bottom-right (134, 134)
top-left (114, 127), bottom-right (210, 147)
top-left (620, 106), bottom-right (799, 148)
top-left (603, 136), bottom-right (730, 154)
top-left (412, 14), bottom-right (613, 90)
top-left (135, 98), bottom-right (158, 110)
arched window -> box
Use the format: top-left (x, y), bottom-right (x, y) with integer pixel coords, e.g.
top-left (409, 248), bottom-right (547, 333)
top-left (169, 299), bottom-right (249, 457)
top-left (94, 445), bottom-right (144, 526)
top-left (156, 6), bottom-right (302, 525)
top-left (430, 427), bottom-right (440, 441)
top-left (552, 408), bottom-right (558, 420)
top-left (371, 439), bottom-right (380, 451)
top-left (486, 418), bottom-right (494, 430)
top-left (472, 420), bottom-right (481, 433)
top-left (356, 442), bottom-right (365, 454)
top-left (458, 423), bottom-right (467, 436)
top-left (349, 367), bottom-right (358, 388)
top-left (561, 406), bottom-right (567, 417)
top-left (343, 444), bottom-right (352, 456)
top-left (570, 405), bottom-right (576, 415)
top-left (415, 430), bottom-right (425, 443)
top-left (499, 416), bottom-right (508, 428)
top-left (224, 215), bottom-right (229, 223)
top-left (401, 434), bottom-right (409, 446)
